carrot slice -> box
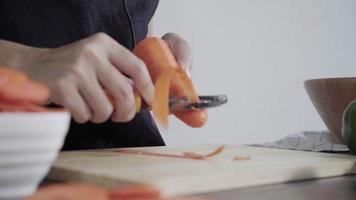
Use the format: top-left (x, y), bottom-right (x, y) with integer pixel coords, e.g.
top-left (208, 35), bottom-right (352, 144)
top-left (152, 69), bottom-right (175, 126)
top-left (174, 67), bottom-right (199, 103)
top-left (233, 155), bottom-right (251, 161)
top-left (115, 146), bottom-right (224, 160)
top-left (183, 145), bottom-right (225, 159)
top-left (115, 149), bottom-right (196, 160)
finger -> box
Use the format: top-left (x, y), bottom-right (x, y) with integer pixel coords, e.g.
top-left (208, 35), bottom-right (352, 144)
top-left (162, 33), bottom-right (193, 78)
top-left (96, 63), bottom-right (136, 122)
top-left (98, 36), bottom-right (154, 106)
top-left (78, 72), bottom-right (113, 123)
top-left (56, 86), bottom-right (91, 123)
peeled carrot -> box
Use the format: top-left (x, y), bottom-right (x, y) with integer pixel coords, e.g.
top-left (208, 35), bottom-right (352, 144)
top-left (0, 67), bottom-right (50, 104)
top-left (133, 37), bottom-right (208, 127)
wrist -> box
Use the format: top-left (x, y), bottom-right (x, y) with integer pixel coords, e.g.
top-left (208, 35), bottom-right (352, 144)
top-left (0, 40), bottom-right (46, 72)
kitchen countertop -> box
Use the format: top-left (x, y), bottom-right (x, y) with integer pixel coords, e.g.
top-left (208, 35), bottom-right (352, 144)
top-left (43, 174), bottom-right (356, 200)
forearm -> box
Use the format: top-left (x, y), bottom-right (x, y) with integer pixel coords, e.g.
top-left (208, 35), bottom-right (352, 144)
top-left (0, 39), bottom-right (40, 70)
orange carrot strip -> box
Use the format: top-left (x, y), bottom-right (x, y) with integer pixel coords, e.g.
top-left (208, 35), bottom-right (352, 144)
top-left (133, 37), bottom-right (208, 128)
top-left (115, 146), bottom-right (224, 160)
top-left (233, 156), bottom-right (251, 161)
top-left (114, 149), bottom-right (195, 160)
top-left (174, 67), bottom-right (199, 103)
top-left (183, 145), bottom-right (225, 159)
top-left (152, 69), bottom-right (175, 126)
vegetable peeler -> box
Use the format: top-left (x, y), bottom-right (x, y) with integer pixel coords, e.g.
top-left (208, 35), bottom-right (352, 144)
top-left (169, 94), bottom-right (228, 111)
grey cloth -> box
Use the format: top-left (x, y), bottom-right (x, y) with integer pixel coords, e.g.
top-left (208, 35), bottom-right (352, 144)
top-left (252, 131), bottom-right (349, 152)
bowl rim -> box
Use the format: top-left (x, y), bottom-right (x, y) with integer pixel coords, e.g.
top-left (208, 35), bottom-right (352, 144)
top-left (304, 77), bottom-right (356, 83)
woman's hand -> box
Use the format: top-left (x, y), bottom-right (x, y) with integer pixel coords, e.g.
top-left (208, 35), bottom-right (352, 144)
top-left (13, 33), bottom-right (154, 123)
top-left (162, 33), bottom-right (193, 78)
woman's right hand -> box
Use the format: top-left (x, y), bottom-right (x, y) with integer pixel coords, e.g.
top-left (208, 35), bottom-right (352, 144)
top-left (13, 33), bottom-right (154, 123)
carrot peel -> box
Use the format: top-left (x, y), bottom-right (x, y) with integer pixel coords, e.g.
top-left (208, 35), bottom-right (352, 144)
top-left (115, 146), bottom-right (225, 160)
top-left (133, 37), bottom-right (208, 128)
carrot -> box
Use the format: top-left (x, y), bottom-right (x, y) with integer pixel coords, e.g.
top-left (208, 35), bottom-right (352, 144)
top-left (0, 100), bottom-right (52, 112)
top-left (24, 183), bottom-right (109, 200)
top-left (109, 185), bottom-right (161, 200)
top-left (133, 37), bottom-right (207, 127)
top-left (182, 145), bottom-right (225, 159)
top-left (0, 67), bottom-right (28, 84)
top-left (115, 148), bottom-right (197, 160)
top-left (233, 155), bottom-right (251, 161)
top-left (106, 90), bottom-right (142, 113)
top-left (114, 146), bottom-right (224, 160)
top-left (0, 67), bottom-right (50, 104)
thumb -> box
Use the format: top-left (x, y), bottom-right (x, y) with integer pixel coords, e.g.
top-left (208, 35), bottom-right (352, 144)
top-left (162, 33), bottom-right (193, 78)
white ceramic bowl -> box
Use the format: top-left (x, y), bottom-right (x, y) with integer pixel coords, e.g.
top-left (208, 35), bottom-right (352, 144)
top-left (0, 111), bottom-right (70, 200)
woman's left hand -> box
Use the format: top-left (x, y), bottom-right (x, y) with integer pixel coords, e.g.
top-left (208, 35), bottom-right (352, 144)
top-left (162, 33), bottom-right (193, 78)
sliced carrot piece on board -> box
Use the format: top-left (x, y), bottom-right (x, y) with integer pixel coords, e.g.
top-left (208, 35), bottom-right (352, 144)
top-left (233, 155), bottom-right (251, 161)
top-left (115, 146), bottom-right (224, 160)
top-left (115, 148), bottom-right (196, 160)
top-left (183, 145), bottom-right (225, 159)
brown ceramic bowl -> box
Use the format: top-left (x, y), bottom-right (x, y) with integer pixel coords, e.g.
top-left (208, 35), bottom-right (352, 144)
top-left (304, 77), bottom-right (356, 143)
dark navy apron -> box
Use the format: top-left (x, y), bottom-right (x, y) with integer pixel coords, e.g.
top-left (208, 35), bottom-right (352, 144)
top-left (0, 0), bottom-right (165, 150)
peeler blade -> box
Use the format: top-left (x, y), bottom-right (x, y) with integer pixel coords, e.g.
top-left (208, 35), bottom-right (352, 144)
top-left (169, 94), bottom-right (228, 111)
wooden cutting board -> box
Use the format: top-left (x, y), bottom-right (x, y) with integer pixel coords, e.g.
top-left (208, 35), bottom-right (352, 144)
top-left (48, 145), bottom-right (356, 197)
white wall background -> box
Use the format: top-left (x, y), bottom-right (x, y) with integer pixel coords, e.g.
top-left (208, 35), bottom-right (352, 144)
top-left (152, 0), bottom-right (356, 146)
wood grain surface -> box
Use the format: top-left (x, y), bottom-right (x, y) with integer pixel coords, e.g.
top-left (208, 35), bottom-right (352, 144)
top-left (304, 77), bottom-right (356, 143)
top-left (48, 145), bottom-right (356, 197)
